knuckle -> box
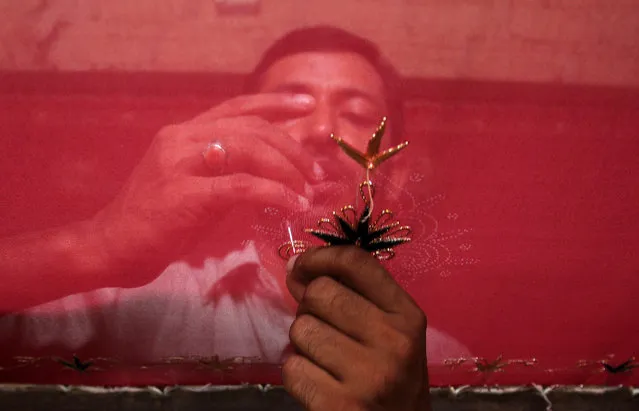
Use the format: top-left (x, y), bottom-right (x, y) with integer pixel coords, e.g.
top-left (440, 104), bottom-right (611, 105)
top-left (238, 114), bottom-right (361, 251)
top-left (366, 369), bottom-right (386, 395)
top-left (289, 315), bottom-right (329, 360)
top-left (299, 381), bottom-right (320, 408)
top-left (207, 117), bottom-right (231, 129)
top-left (281, 354), bottom-right (304, 380)
top-left (289, 314), bottom-right (317, 346)
top-left (333, 244), bottom-right (368, 265)
top-left (303, 276), bottom-right (336, 304)
top-left (212, 116), bottom-right (255, 131)
top-left (282, 363), bottom-right (320, 409)
top-left (413, 309), bottom-right (428, 331)
top-left (390, 332), bottom-right (416, 361)
top-left (326, 285), bottom-right (361, 319)
top-left (403, 307), bottom-right (428, 336)
top-left (377, 322), bottom-right (420, 361)
top-left (242, 115), bottom-right (269, 127)
top-left (332, 246), bottom-right (380, 278)
top-left (225, 173), bottom-right (250, 192)
top-left (393, 305), bottom-right (427, 335)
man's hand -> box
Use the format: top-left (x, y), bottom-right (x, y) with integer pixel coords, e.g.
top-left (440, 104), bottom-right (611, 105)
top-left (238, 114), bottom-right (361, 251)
top-left (0, 93), bottom-right (321, 311)
top-left (283, 246), bottom-right (430, 411)
top-left (92, 93), bottom-right (320, 288)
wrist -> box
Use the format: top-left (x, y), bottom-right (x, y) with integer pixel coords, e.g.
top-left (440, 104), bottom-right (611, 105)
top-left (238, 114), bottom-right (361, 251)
top-left (66, 219), bottom-right (117, 289)
top-left (89, 212), bottom-right (169, 288)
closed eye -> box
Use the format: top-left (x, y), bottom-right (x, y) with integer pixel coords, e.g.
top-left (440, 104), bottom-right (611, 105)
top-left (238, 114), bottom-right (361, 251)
top-left (341, 112), bottom-right (379, 128)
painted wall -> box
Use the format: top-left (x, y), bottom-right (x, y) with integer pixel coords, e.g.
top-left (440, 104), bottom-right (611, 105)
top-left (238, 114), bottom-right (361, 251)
top-left (1, 0), bottom-right (638, 85)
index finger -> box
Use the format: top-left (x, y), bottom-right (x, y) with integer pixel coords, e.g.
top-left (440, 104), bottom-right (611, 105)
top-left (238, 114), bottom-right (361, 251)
top-left (287, 246), bottom-right (417, 315)
top-left (191, 93), bottom-right (315, 123)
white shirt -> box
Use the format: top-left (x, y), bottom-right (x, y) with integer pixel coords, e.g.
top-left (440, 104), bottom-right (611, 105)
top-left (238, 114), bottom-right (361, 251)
top-left (0, 242), bottom-right (470, 364)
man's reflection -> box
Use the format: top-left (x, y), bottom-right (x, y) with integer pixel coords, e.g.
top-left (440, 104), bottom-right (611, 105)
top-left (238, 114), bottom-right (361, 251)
top-left (0, 26), bottom-right (469, 370)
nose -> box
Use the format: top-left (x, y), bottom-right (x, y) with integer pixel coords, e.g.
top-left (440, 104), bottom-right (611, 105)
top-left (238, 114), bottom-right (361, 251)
top-left (289, 102), bottom-right (345, 181)
top-left (299, 101), bottom-right (338, 145)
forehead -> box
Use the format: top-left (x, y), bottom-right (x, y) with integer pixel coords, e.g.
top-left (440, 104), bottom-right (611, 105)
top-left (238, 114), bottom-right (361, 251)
top-left (257, 51), bottom-right (386, 105)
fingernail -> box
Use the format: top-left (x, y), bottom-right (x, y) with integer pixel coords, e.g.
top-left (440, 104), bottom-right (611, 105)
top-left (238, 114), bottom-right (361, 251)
top-left (286, 254), bottom-right (300, 275)
top-left (312, 161), bottom-right (326, 181)
top-left (298, 196), bottom-right (310, 211)
top-left (290, 94), bottom-right (315, 107)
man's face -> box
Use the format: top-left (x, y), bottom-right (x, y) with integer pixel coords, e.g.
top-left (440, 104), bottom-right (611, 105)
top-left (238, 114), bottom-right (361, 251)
top-left (257, 50), bottom-right (389, 185)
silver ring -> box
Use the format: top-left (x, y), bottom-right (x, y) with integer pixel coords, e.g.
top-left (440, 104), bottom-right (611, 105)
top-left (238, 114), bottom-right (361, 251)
top-left (203, 141), bottom-right (227, 171)
top-left (206, 141), bottom-right (225, 154)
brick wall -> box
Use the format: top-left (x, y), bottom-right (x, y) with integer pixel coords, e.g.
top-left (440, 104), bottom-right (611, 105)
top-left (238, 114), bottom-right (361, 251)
top-left (1, 0), bottom-right (638, 85)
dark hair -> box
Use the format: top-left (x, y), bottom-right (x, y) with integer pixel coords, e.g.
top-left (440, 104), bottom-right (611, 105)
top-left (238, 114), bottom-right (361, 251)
top-left (245, 25), bottom-right (405, 138)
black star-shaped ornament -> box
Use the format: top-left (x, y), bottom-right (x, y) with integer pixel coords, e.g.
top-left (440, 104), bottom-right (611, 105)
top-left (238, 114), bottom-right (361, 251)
top-left (306, 202), bottom-right (410, 260)
top-left (307, 118), bottom-right (411, 260)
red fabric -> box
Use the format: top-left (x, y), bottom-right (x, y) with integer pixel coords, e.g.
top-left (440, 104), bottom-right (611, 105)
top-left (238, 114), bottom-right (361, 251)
top-left (1, 73), bottom-right (638, 385)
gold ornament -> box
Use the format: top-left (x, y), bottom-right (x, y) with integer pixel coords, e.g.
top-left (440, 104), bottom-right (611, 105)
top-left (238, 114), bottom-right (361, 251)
top-left (279, 117), bottom-right (411, 260)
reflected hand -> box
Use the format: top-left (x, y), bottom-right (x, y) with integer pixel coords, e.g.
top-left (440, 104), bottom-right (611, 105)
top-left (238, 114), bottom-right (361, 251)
top-left (284, 246), bottom-right (430, 411)
top-left (92, 93), bottom-right (319, 287)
